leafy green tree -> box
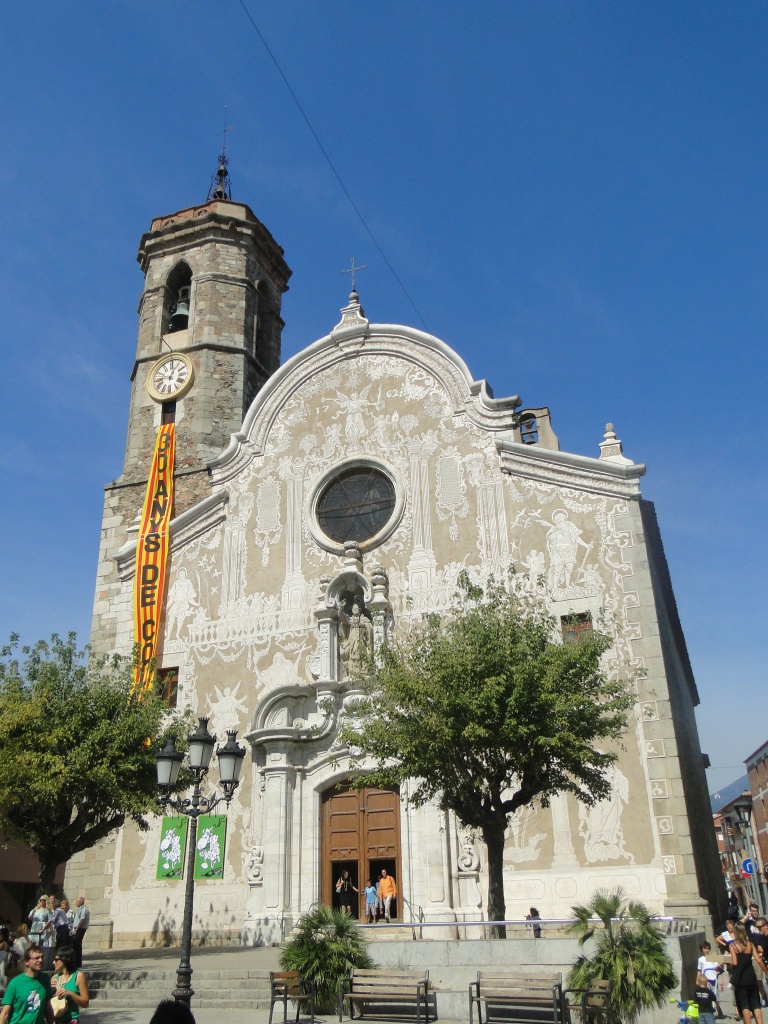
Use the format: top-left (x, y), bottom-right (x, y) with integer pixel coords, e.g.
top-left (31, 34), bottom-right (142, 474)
top-left (567, 888), bottom-right (678, 1022)
top-left (0, 633), bottom-right (182, 894)
top-left (340, 574), bottom-right (634, 937)
top-left (280, 904), bottom-right (375, 1011)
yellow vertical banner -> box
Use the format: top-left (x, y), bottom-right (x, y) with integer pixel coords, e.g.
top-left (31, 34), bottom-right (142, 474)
top-left (133, 423), bottom-right (175, 691)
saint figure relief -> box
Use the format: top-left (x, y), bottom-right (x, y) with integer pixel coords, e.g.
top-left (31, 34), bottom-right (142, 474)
top-left (545, 510), bottom-right (592, 592)
top-left (578, 762), bottom-right (634, 864)
top-left (166, 566), bottom-right (199, 638)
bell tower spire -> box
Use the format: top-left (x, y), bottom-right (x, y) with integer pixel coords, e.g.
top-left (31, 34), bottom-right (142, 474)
top-left (207, 110), bottom-right (233, 201)
top-left (207, 151), bottom-right (232, 202)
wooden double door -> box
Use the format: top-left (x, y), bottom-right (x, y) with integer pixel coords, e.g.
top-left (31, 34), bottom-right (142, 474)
top-left (321, 783), bottom-right (401, 918)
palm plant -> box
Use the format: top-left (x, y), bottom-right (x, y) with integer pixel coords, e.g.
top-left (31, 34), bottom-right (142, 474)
top-left (280, 904), bottom-right (375, 1011)
top-left (567, 888), bottom-right (678, 1024)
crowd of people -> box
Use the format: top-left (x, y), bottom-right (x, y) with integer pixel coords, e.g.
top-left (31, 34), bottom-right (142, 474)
top-left (0, 895), bottom-right (90, 1024)
top-left (693, 896), bottom-right (768, 1024)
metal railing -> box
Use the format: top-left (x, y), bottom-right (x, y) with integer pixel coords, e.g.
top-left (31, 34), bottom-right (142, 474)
top-left (356, 915), bottom-right (697, 940)
top-left (400, 896), bottom-right (426, 940)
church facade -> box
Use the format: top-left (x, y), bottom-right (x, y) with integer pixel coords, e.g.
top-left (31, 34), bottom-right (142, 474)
top-left (65, 191), bottom-right (722, 948)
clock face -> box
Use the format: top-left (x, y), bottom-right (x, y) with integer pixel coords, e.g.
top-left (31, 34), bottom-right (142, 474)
top-left (146, 353), bottom-right (194, 402)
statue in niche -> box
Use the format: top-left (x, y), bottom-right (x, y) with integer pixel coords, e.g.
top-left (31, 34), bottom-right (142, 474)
top-left (339, 597), bottom-right (373, 678)
top-left (578, 763), bottom-right (634, 864)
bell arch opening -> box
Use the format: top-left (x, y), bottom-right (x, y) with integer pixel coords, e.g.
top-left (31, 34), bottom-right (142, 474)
top-left (163, 261), bottom-right (192, 336)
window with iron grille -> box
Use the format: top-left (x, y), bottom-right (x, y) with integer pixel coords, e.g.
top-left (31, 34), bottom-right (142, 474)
top-left (561, 612), bottom-right (593, 644)
top-left (157, 667), bottom-right (179, 708)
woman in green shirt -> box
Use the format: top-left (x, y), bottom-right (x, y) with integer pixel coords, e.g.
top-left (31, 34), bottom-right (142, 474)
top-left (51, 949), bottom-right (89, 1023)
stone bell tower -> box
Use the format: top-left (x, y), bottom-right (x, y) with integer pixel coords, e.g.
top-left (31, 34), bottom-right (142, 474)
top-left (90, 158), bottom-right (292, 654)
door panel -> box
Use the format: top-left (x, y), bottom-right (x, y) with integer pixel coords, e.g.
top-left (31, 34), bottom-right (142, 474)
top-left (321, 783), bottom-right (401, 914)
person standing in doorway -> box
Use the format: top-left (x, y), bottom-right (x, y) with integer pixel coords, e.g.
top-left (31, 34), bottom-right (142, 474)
top-left (70, 899), bottom-right (89, 970)
top-left (335, 871), bottom-right (358, 916)
top-left (379, 870), bottom-right (397, 923)
top-left (363, 880), bottom-right (377, 924)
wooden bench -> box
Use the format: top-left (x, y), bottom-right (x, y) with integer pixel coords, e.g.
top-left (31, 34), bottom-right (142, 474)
top-left (469, 971), bottom-right (564, 1024)
top-left (338, 968), bottom-right (430, 1023)
top-left (269, 970), bottom-right (316, 1024)
top-left (562, 980), bottom-right (616, 1024)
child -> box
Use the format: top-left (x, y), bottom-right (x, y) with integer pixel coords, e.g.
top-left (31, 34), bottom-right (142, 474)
top-left (694, 971), bottom-right (717, 1024)
top-left (697, 941), bottom-right (724, 1017)
top-left (526, 908), bottom-right (542, 939)
top-left (364, 879), bottom-right (377, 924)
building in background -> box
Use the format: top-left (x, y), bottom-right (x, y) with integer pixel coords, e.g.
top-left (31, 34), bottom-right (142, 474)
top-left (713, 790), bottom-right (767, 914)
top-left (745, 742), bottom-right (768, 906)
top-left (64, 176), bottom-right (723, 948)
top-left (0, 841), bottom-right (64, 929)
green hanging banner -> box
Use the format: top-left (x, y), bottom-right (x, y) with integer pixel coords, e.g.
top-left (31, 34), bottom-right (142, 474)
top-left (156, 816), bottom-right (188, 881)
top-left (194, 815), bottom-right (227, 880)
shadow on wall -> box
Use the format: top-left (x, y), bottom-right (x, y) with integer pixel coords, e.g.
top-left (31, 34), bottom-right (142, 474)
top-left (242, 915), bottom-right (286, 947)
top-left (147, 895), bottom-right (241, 947)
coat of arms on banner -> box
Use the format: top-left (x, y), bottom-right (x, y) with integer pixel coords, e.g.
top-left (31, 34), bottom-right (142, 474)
top-left (156, 817), bottom-right (188, 880)
top-left (194, 816), bottom-right (227, 880)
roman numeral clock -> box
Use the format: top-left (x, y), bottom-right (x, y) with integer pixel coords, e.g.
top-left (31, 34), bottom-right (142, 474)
top-left (146, 352), bottom-right (195, 402)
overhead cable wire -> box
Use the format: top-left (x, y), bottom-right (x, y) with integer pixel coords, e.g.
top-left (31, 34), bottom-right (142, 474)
top-left (235, 0), bottom-right (431, 333)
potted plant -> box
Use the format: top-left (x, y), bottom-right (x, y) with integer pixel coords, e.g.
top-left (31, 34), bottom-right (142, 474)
top-left (280, 904), bottom-right (375, 1012)
top-left (567, 887), bottom-right (678, 1023)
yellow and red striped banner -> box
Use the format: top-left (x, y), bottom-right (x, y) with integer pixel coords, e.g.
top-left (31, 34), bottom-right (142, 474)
top-left (133, 423), bottom-right (175, 691)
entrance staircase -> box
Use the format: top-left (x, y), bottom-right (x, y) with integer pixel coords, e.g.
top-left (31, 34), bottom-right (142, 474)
top-left (87, 946), bottom-right (281, 1011)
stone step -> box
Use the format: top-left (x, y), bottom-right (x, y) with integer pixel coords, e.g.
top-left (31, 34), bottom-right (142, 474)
top-left (92, 995), bottom-right (272, 1010)
top-left (88, 965), bottom-right (274, 1005)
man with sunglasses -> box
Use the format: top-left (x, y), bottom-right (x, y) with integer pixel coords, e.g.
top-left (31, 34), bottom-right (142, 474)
top-left (0, 944), bottom-right (53, 1024)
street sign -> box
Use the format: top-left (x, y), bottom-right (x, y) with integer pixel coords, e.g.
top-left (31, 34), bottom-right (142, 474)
top-left (743, 858), bottom-right (755, 876)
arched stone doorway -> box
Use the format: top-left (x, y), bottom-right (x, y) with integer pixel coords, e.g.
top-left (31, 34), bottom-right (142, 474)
top-left (321, 782), bottom-right (401, 918)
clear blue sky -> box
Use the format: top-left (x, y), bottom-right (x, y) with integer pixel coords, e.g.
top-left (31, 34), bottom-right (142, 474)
top-left (0, 3), bottom-right (765, 793)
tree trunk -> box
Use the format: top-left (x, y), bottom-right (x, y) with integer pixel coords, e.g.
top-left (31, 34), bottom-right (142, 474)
top-left (482, 821), bottom-right (507, 939)
top-left (38, 858), bottom-right (60, 897)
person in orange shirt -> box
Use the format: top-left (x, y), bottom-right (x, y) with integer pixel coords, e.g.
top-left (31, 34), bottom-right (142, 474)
top-left (378, 870), bottom-right (397, 923)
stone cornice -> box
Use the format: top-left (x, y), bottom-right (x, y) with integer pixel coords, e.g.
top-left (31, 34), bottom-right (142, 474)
top-left (115, 491), bottom-right (228, 581)
top-left (137, 201), bottom-right (290, 288)
top-left (495, 436), bottom-right (646, 499)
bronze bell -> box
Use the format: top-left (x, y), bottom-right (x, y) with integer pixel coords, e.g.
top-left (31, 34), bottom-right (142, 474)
top-left (168, 285), bottom-right (190, 333)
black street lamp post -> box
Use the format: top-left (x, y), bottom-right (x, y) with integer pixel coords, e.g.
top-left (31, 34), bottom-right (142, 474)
top-left (155, 717), bottom-right (246, 1006)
